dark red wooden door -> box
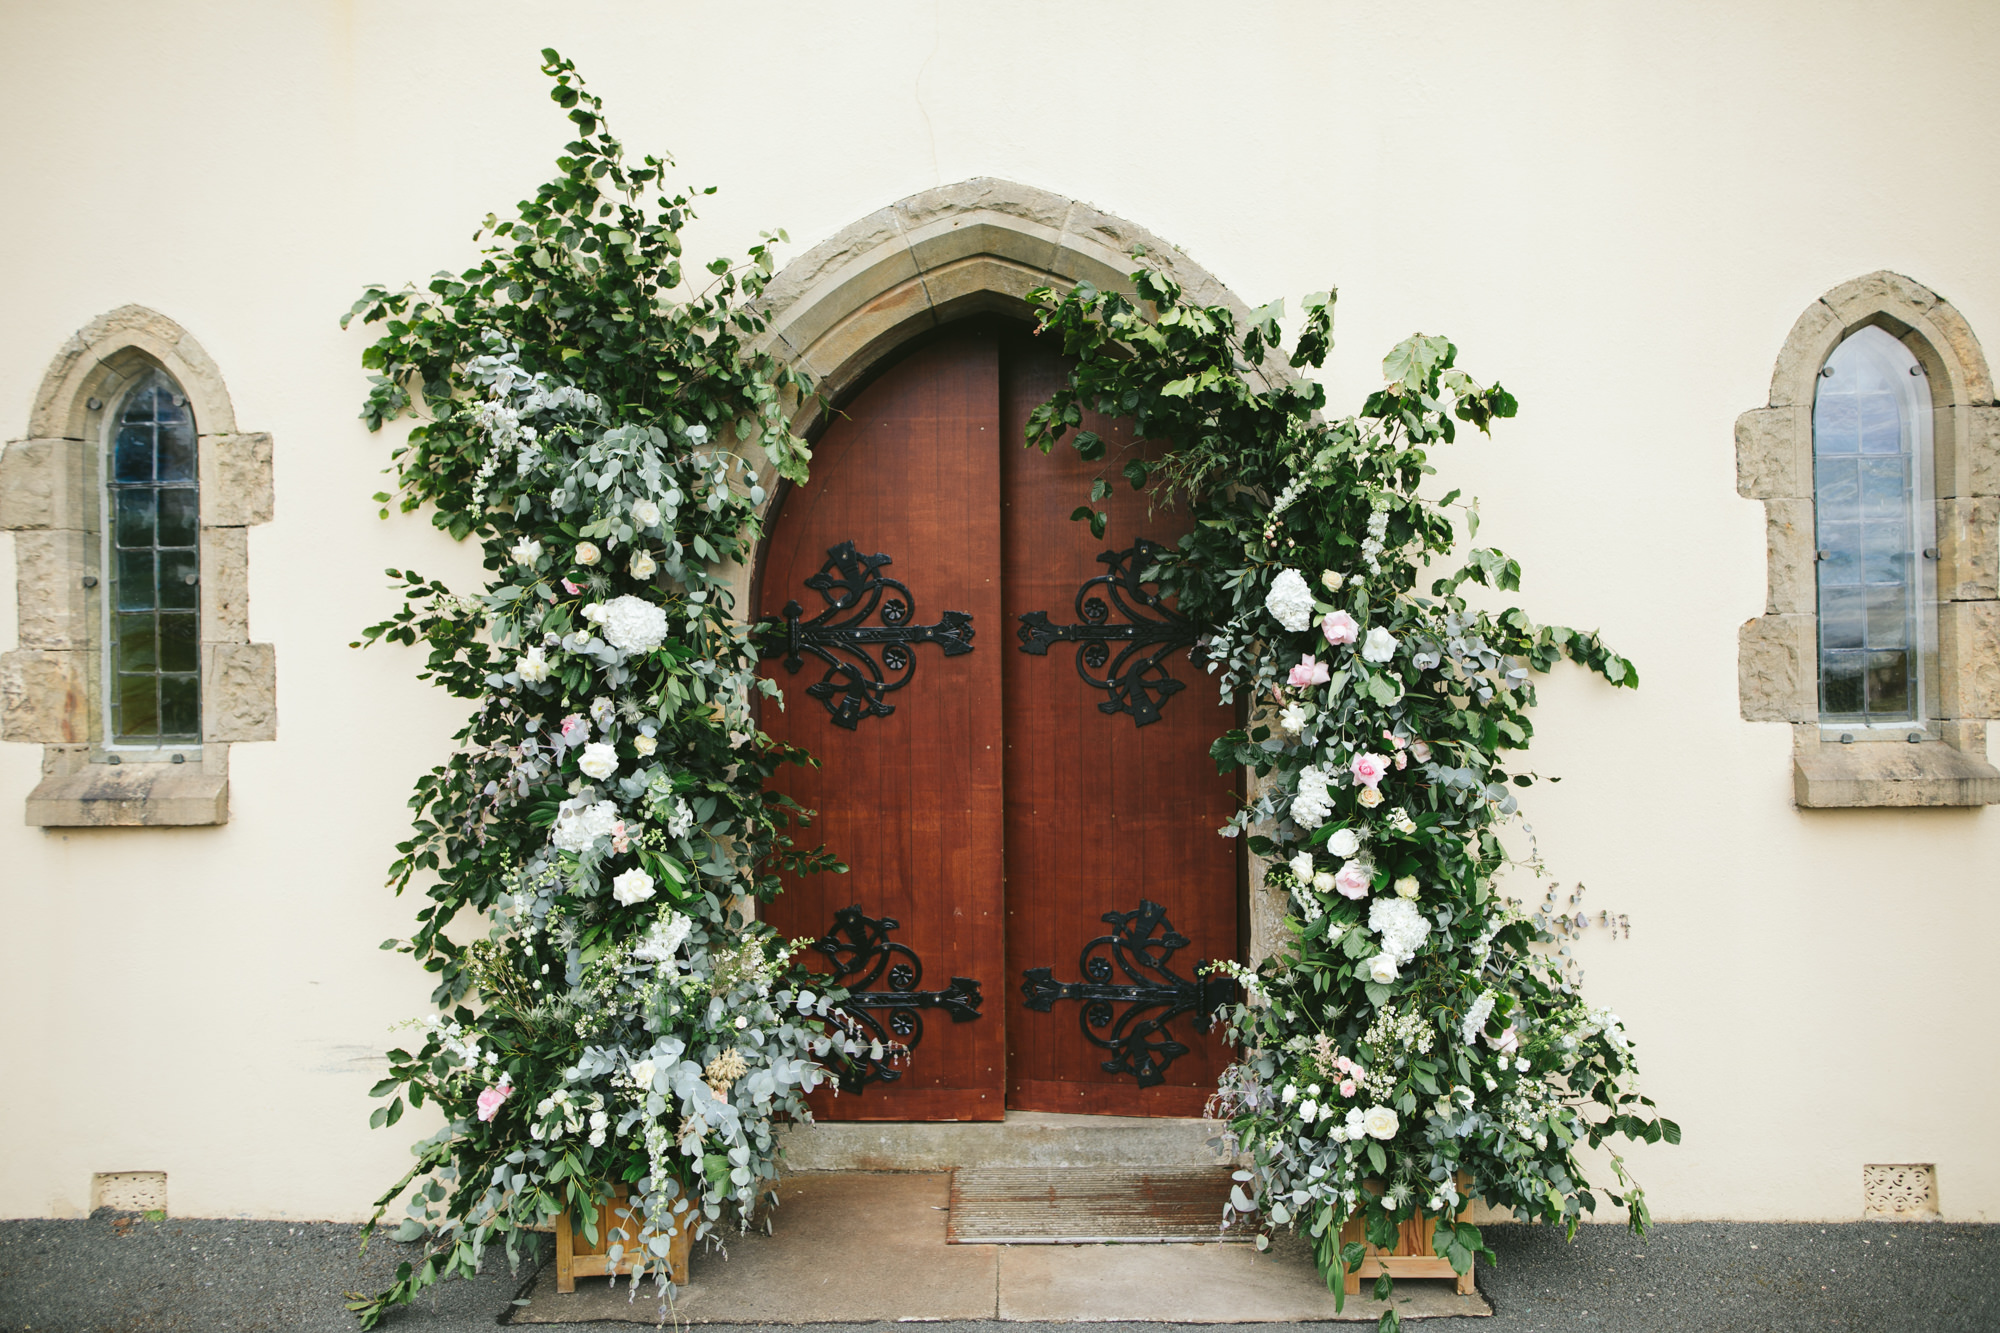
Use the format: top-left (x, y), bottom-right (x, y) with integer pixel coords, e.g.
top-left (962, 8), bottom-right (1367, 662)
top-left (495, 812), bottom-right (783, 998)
top-left (758, 328), bottom-right (1007, 1121)
top-left (759, 323), bottom-right (1239, 1122)
top-left (998, 329), bottom-right (1240, 1116)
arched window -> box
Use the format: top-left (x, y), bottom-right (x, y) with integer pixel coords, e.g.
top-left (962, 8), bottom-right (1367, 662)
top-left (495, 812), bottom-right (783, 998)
top-left (105, 368), bottom-right (202, 744)
top-left (1811, 326), bottom-right (1937, 732)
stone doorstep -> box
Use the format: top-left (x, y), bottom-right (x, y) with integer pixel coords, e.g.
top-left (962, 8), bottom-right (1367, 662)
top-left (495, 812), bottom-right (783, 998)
top-left (506, 1171), bottom-right (1490, 1325)
top-left (776, 1109), bottom-right (1238, 1172)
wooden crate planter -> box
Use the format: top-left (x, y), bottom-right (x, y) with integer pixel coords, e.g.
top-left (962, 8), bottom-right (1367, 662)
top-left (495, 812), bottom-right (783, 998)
top-left (1339, 1207), bottom-right (1476, 1297)
top-left (553, 1185), bottom-right (697, 1293)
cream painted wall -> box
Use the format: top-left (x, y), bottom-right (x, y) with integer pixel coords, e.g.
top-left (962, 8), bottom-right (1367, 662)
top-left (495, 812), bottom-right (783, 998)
top-left (2, 0), bottom-right (1996, 1223)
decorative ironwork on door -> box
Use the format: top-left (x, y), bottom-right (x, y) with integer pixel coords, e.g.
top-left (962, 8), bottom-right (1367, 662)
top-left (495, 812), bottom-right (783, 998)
top-left (766, 539), bottom-right (976, 729)
top-left (1019, 899), bottom-right (1238, 1088)
top-left (816, 906), bottom-right (984, 1092)
top-left (1015, 538), bottom-right (1199, 726)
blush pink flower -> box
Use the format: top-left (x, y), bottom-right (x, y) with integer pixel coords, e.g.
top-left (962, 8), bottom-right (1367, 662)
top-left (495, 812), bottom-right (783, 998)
top-left (1334, 862), bottom-right (1371, 899)
top-left (476, 1079), bottom-right (512, 1122)
top-left (560, 714), bottom-right (588, 743)
top-left (611, 820), bottom-right (630, 854)
top-left (1288, 656), bottom-right (1331, 688)
top-left (561, 578), bottom-right (583, 595)
top-left (1350, 752), bottom-right (1390, 789)
top-left (1339, 1079), bottom-right (1356, 1098)
top-left (1321, 610), bottom-right (1359, 646)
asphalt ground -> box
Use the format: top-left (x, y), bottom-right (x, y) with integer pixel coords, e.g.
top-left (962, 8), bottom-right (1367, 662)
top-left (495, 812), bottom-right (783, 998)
top-left (2, 1213), bottom-right (1996, 1332)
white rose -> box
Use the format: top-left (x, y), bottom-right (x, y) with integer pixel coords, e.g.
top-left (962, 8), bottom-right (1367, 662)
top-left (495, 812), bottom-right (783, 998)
top-left (630, 549), bottom-right (658, 579)
top-left (1326, 827), bottom-right (1360, 858)
top-left (575, 542), bottom-right (601, 567)
top-left (1289, 851), bottom-right (1315, 883)
top-left (581, 602), bottom-right (608, 625)
top-left (510, 538), bottom-right (543, 567)
top-left (633, 734), bottom-right (657, 756)
top-left (1278, 702), bottom-right (1307, 736)
top-left (1394, 875), bottom-right (1419, 899)
top-left (629, 1058), bottom-right (657, 1089)
top-left (1363, 1105), bottom-right (1400, 1140)
top-left (1367, 953), bottom-right (1400, 984)
top-left (1312, 871), bottom-right (1336, 893)
top-left (1264, 569), bottom-right (1315, 633)
top-left (1345, 1106), bottom-right (1367, 1135)
top-left (516, 646), bottom-right (551, 684)
top-left (578, 742), bottom-right (619, 780)
top-left (611, 867), bottom-right (656, 905)
top-left (631, 498), bottom-right (662, 529)
top-left (1298, 1099), bottom-right (1319, 1123)
top-left (1320, 570), bottom-right (1345, 591)
top-left (1361, 625), bottom-right (1399, 663)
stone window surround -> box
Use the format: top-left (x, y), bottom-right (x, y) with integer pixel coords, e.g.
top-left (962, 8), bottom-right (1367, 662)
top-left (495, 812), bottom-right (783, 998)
top-left (1, 305), bottom-right (275, 825)
top-left (1737, 271), bottom-right (2000, 807)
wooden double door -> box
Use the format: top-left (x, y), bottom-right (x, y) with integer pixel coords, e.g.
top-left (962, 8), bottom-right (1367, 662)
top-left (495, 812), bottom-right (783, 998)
top-left (758, 324), bottom-right (1239, 1120)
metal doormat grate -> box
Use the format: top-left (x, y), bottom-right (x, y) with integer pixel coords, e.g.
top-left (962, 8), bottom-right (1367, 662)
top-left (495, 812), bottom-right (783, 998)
top-left (947, 1166), bottom-right (1248, 1244)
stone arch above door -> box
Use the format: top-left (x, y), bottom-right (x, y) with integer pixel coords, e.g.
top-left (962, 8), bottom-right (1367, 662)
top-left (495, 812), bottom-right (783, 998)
top-left (750, 178), bottom-right (1256, 427)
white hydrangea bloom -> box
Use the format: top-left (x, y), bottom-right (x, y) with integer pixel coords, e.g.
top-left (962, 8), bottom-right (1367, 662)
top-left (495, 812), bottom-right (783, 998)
top-left (1291, 766), bottom-right (1334, 829)
top-left (599, 594), bottom-right (668, 654)
top-left (1368, 895), bottom-right (1432, 965)
top-left (1264, 568), bottom-right (1315, 633)
top-left (551, 798), bottom-right (619, 852)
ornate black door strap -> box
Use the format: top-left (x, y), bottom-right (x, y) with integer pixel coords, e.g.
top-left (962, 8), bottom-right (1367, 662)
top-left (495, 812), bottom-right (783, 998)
top-left (766, 540), bottom-right (975, 729)
top-left (1015, 538), bottom-right (1199, 727)
top-left (815, 906), bottom-right (984, 1092)
top-left (1019, 899), bottom-right (1238, 1088)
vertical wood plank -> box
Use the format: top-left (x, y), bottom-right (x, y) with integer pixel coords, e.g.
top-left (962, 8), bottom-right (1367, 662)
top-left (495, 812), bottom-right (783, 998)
top-left (998, 327), bottom-right (1242, 1116)
top-left (758, 327), bottom-right (1006, 1121)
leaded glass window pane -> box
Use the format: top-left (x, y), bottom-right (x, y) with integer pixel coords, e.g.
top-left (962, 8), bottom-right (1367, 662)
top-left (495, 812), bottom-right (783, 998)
top-left (1812, 326), bottom-right (1933, 728)
top-left (106, 369), bottom-right (200, 743)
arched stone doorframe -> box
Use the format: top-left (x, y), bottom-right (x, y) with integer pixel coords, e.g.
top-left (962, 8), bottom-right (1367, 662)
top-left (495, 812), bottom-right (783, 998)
top-left (722, 178), bottom-right (1290, 962)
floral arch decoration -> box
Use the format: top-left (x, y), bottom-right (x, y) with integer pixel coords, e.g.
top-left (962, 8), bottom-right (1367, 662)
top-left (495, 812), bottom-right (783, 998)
top-left (343, 53), bottom-right (1673, 1330)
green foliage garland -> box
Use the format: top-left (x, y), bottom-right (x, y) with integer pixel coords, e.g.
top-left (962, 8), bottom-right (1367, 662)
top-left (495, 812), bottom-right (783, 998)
top-left (340, 53), bottom-right (845, 1327)
top-left (1025, 271), bottom-right (1675, 1328)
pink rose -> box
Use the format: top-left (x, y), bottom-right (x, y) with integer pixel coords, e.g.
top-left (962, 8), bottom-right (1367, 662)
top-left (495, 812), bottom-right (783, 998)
top-left (561, 578), bottom-right (583, 595)
top-left (611, 820), bottom-right (630, 854)
top-left (476, 1080), bottom-right (512, 1122)
top-left (1288, 656), bottom-right (1331, 688)
top-left (1339, 1079), bottom-right (1356, 1098)
top-left (1321, 610), bottom-right (1359, 646)
top-left (1350, 752), bottom-right (1390, 789)
top-left (560, 714), bottom-right (588, 743)
top-left (1394, 751), bottom-right (1407, 770)
top-left (1334, 863), bottom-right (1370, 899)
top-left (1492, 1029), bottom-right (1519, 1055)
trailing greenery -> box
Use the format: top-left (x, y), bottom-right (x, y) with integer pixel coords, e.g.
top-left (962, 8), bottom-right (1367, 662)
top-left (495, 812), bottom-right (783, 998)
top-left (342, 48), bottom-right (1669, 1333)
top-left (339, 52), bottom-right (849, 1328)
top-left (1025, 272), bottom-right (1673, 1329)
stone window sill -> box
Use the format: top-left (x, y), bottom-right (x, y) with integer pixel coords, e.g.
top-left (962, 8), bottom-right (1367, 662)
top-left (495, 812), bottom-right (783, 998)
top-left (1793, 740), bottom-right (2000, 808)
top-left (25, 764), bottom-right (228, 826)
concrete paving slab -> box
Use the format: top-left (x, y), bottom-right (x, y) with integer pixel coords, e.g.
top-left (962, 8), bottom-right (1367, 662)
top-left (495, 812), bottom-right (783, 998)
top-left (997, 1235), bottom-right (1488, 1323)
top-left (510, 1172), bottom-right (999, 1325)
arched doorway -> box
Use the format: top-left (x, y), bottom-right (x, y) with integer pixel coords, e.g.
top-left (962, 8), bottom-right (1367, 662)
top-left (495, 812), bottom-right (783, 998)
top-left (756, 320), bottom-right (1241, 1120)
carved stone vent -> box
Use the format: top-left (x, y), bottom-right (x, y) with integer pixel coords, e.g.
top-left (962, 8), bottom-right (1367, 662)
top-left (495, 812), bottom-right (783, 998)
top-left (1862, 1163), bottom-right (1938, 1219)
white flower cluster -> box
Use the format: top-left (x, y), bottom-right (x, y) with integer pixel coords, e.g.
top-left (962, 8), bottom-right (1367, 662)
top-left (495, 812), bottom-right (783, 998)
top-left (631, 911), bottom-right (693, 967)
top-left (1460, 990), bottom-right (1497, 1045)
top-left (1264, 568), bottom-right (1315, 633)
top-left (1359, 503), bottom-right (1390, 574)
top-left (598, 595), bottom-right (669, 655)
top-left (552, 797), bottom-right (619, 853)
top-left (1362, 1003), bottom-right (1436, 1059)
top-left (1290, 765), bottom-right (1334, 829)
top-left (1368, 896), bottom-right (1432, 967)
